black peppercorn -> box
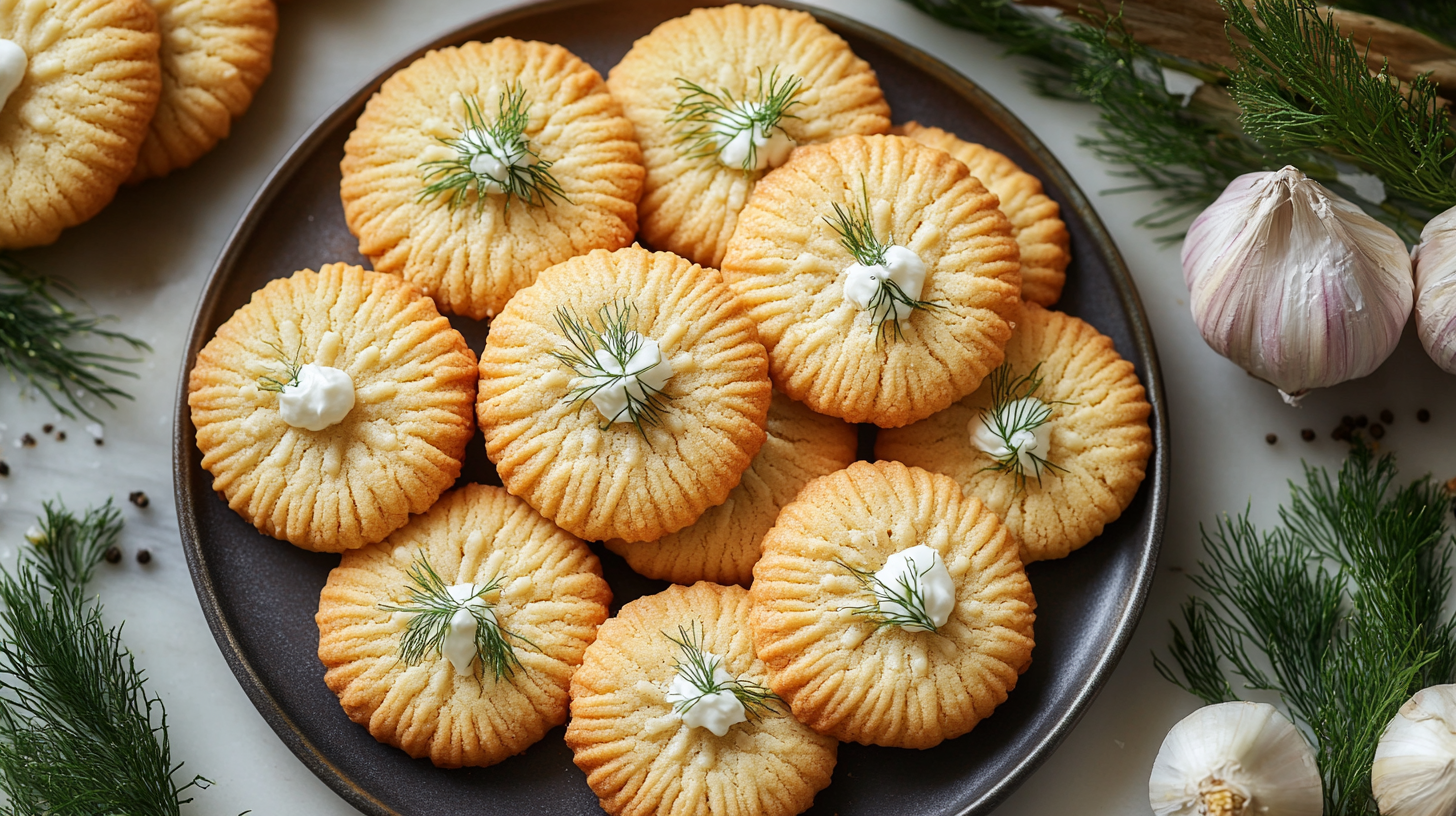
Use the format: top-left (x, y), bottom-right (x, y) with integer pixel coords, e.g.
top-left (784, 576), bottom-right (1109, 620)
top-left (1265, 433), bottom-right (1277, 445)
top-left (54, 431), bottom-right (65, 442)
top-left (1380, 409), bottom-right (1394, 425)
top-left (128, 491), bottom-right (149, 509)
top-left (1419, 409), bottom-right (1431, 423)
top-left (20, 434), bottom-right (35, 447)
top-left (0, 461), bottom-right (8, 476)
top-left (41, 424), bottom-right (53, 434)
top-left (135, 549), bottom-right (151, 565)
top-left (103, 546), bottom-right (122, 565)
top-left (1341, 415), bottom-right (1355, 428)
top-left (1332, 425), bottom-right (1352, 441)
top-left (1301, 429), bottom-right (1316, 442)
top-left (1355, 414), bottom-right (1368, 428)
top-left (1370, 423), bottom-right (1385, 439)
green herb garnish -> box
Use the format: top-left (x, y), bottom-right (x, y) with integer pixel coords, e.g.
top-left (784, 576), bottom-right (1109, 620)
top-left (975, 362), bottom-right (1067, 489)
top-left (255, 340), bottom-right (303, 393)
top-left (549, 299), bottom-right (671, 437)
top-left (837, 558), bottom-right (942, 633)
top-left (419, 84), bottom-right (566, 211)
top-left (665, 623), bottom-right (782, 721)
top-left (824, 180), bottom-right (939, 343)
top-left (668, 67), bottom-right (805, 173)
top-left (379, 556), bottom-right (532, 682)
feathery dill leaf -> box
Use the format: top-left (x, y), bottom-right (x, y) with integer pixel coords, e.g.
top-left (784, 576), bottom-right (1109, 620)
top-left (665, 624), bottom-right (782, 721)
top-left (668, 67), bottom-right (804, 172)
top-left (549, 300), bottom-right (672, 436)
top-left (824, 181), bottom-right (939, 342)
top-left (0, 500), bottom-right (215, 815)
top-left (837, 559), bottom-right (942, 633)
top-left (0, 255), bottom-right (151, 423)
top-left (975, 362), bottom-right (1067, 489)
top-left (255, 340), bottom-right (302, 394)
top-left (379, 555), bottom-right (531, 682)
top-left (419, 85), bottom-right (566, 211)
top-left (1156, 442), bottom-right (1456, 815)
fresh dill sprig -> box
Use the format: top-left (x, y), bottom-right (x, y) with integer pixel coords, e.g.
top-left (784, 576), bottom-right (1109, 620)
top-left (825, 180), bottom-right (940, 342)
top-left (419, 85), bottom-right (566, 212)
top-left (549, 300), bottom-right (671, 436)
top-left (976, 362), bottom-right (1067, 489)
top-left (255, 340), bottom-right (303, 394)
top-left (0, 255), bottom-right (151, 422)
top-left (0, 500), bottom-right (214, 815)
top-left (668, 67), bottom-right (805, 173)
top-left (837, 559), bottom-right (941, 633)
top-left (664, 623), bottom-right (782, 721)
top-left (1155, 442), bottom-right (1456, 816)
top-left (379, 555), bottom-right (531, 682)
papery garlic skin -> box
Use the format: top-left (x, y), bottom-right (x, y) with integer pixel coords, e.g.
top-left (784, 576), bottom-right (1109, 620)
top-left (1413, 207), bottom-right (1456, 375)
top-left (1181, 166), bottom-right (1413, 404)
top-left (1149, 701), bottom-right (1322, 816)
top-left (1372, 684), bottom-right (1456, 816)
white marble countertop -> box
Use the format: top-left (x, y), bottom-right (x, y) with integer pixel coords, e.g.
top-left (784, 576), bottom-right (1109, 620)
top-left (2, 0), bottom-right (1453, 813)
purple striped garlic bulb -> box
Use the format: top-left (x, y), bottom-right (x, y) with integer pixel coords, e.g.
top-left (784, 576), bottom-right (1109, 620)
top-left (1413, 206), bottom-right (1456, 374)
top-left (1181, 166), bottom-right (1413, 405)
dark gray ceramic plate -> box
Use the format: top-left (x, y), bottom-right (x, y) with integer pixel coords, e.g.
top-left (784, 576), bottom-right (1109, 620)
top-left (174, 2), bottom-right (1169, 814)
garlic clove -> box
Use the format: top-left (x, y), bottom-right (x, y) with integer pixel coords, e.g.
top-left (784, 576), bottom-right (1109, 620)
top-left (1413, 207), bottom-right (1456, 375)
top-left (1372, 684), bottom-right (1456, 816)
top-left (1181, 166), bottom-right (1413, 403)
top-left (1149, 701), bottom-right (1322, 816)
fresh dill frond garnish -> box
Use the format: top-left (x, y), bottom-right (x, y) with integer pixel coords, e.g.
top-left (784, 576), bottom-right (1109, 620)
top-left (1155, 441), bottom-right (1456, 816)
top-left (825, 180), bottom-right (940, 343)
top-left (419, 84), bottom-right (566, 211)
top-left (976, 362), bottom-right (1068, 489)
top-left (0, 499), bottom-right (214, 814)
top-left (549, 299), bottom-right (672, 437)
top-left (256, 340), bottom-right (303, 393)
top-left (380, 555), bottom-right (531, 682)
top-left (837, 559), bottom-right (942, 633)
top-left (668, 67), bottom-right (805, 173)
top-left (0, 254), bottom-right (151, 423)
top-left (664, 623), bottom-right (782, 721)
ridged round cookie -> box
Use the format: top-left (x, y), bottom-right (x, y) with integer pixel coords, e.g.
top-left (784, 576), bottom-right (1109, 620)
top-left (318, 484), bottom-right (612, 768)
top-left (567, 582), bottom-right (838, 816)
top-left (721, 134), bottom-right (1022, 428)
top-left (899, 121), bottom-right (1070, 307)
top-left (129, 0), bottom-right (277, 182)
top-left (749, 460), bottom-right (1036, 749)
top-left (188, 263), bottom-right (477, 552)
top-left (1, 0), bottom-right (161, 248)
top-left (607, 3), bottom-right (890, 269)
top-left (478, 245), bottom-right (772, 543)
top-left (342, 37), bottom-right (644, 320)
top-left (876, 303), bottom-right (1153, 563)
top-left (606, 392), bottom-right (857, 586)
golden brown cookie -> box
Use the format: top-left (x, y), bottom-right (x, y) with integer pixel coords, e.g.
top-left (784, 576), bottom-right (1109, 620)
top-left (129, 0), bottom-right (277, 182)
top-left (876, 303), bottom-right (1153, 563)
top-left (342, 37), bottom-right (644, 320)
top-left (188, 263), bottom-right (477, 552)
top-left (606, 392), bottom-right (857, 586)
top-left (899, 121), bottom-right (1070, 307)
top-left (477, 246), bottom-right (772, 544)
top-left (318, 483), bottom-right (612, 768)
top-left (607, 3), bottom-right (890, 269)
top-left (567, 582), bottom-right (837, 816)
top-left (721, 134), bottom-right (1022, 428)
top-left (749, 460), bottom-right (1035, 749)
top-left (0, 0), bottom-right (161, 248)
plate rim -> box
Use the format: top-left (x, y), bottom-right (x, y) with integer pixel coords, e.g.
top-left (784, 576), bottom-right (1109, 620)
top-left (172, 1), bottom-right (1170, 813)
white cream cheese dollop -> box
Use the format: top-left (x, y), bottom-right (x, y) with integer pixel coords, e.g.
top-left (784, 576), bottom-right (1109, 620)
top-left (582, 333), bottom-right (675, 424)
top-left (440, 583), bottom-right (497, 675)
top-left (278, 363), bottom-right (355, 431)
top-left (664, 653), bottom-right (748, 737)
top-left (460, 127), bottom-right (536, 194)
top-left (873, 544), bottom-right (955, 632)
top-left (968, 398), bottom-right (1052, 471)
top-left (0, 40), bottom-right (26, 114)
top-left (843, 245), bottom-right (928, 322)
top-left (711, 100), bottom-right (794, 172)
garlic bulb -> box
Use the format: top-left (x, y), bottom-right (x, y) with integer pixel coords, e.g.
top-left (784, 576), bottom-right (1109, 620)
top-left (1149, 701), bottom-right (1322, 816)
top-left (1412, 206), bottom-right (1456, 374)
top-left (1372, 684), bottom-right (1456, 816)
top-left (1182, 166), bottom-right (1413, 404)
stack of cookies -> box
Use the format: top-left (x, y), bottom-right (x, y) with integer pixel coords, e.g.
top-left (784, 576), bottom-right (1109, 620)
top-left (186, 6), bottom-right (1154, 815)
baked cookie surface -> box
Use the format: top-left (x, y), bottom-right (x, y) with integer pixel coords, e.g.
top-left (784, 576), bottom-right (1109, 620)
top-left (567, 582), bottom-right (837, 816)
top-left (478, 246), bottom-right (772, 544)
top-left (607, 3), bottom-right (890, 269)
top-left (606, 391), bottom-right (857, 586)
top-left (899, 121), bottom-right (1070, 307)
top-left (721, 134), bottom-right (1022, 428)
top-left (749, 460), bottom-right (1035, 749)
top-left (130, 0), bottom-right (277, 182)
top-left (342, 37), bottom-right (644, 319)
top-left (188, 263), bottom-right (477, 552)
top-left (876, 303), bottom-right (1153, 563)
top-left (317, 483), bottom-right (612, 768)
top-left (0, 0), bottom-right (161, 248)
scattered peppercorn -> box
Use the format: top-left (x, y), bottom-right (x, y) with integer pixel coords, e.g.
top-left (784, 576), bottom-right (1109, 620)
top-left (135, 549), bottom-right (152, 565)
top-left (1265, 433), bottom-right (1277, 445)
top-left (1332, 424), bottom-right (1352, 442)
top-left (103, 546), bottom-right (122, 565)
top-left (128, 491), bottom-right (149, 509)
top-left (1370, 423), bottom-right (1385, 439)
top-left (41, 424), bottom-right (53, 434)
top-left (54, 431), bottom-right (65, 442)
top-left (1301, 429), bottom-right (1316, 442)
top-left (1341, 415), bottom-right (1355, 428)
top-left (94, 438), bottom-right (103, 446)
top-left (1419, 409), bottom-right (1432, 423)
top-left (20, 434), bottom-right (35, 447)
top-left (1380, 409), bottom-right (1394, 425)
top-left (1355, 415), bottom-right (1368, 428)
top-left (0, 461), bottom-right (8, 476)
